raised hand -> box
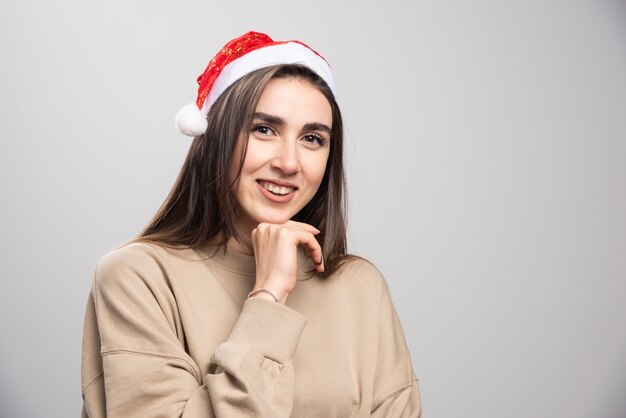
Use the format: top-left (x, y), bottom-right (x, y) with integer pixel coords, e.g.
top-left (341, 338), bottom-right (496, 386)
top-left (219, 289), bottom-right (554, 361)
top-left (250, 220), bottom-right (324, 304)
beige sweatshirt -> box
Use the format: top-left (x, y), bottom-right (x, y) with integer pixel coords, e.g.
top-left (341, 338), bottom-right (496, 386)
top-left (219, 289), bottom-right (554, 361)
top-left (81, 242), bottom-right (421, 417)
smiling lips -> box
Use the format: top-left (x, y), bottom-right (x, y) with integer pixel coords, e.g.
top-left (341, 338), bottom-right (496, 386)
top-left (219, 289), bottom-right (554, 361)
top-left (259, 180), bottom-right (295, 195)
top-left (257, 180), bottom-right (298, 203)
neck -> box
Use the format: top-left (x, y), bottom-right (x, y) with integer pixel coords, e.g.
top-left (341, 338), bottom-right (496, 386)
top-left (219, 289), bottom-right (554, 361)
top-left (225, 229), bottom-right (254, 255)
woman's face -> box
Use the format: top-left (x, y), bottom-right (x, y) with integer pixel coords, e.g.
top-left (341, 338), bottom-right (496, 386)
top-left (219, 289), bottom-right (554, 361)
top-left (230, 77), bottom-right (332, 231)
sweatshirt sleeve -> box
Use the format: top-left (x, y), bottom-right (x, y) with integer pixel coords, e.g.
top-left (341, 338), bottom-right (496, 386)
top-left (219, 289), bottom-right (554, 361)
top-left (204, 297), bottom-right (306, 416)
top-left (82, 244), bottom-right (306, 418)
top-left (370, 276), bottom-right (423, 417)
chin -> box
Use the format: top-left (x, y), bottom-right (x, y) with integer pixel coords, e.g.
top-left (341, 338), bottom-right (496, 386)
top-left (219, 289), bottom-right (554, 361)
top-left (255, 211), bottom-right (296, 225)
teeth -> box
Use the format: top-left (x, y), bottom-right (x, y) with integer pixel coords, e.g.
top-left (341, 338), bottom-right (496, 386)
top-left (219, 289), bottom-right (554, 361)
top-left (261, 181), bottom-right (294, 196)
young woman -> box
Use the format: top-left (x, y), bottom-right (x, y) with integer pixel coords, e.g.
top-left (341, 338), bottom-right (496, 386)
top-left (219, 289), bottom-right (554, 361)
top-left (81, 31), bottom-right (422, 417)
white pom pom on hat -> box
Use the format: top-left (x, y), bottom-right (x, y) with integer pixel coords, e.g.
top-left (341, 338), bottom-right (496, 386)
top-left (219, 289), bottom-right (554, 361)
top-left (175, 103), bottom-right (208, 137)
top-left (175, 31), bottom-right (337, 137)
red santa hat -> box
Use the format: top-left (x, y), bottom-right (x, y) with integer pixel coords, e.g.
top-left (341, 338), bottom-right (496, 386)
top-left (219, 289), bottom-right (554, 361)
top-left (175, 31), bottom-right (337, 137)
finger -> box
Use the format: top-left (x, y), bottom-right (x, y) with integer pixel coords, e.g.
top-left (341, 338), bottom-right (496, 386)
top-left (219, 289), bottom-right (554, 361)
top-left (291, 229), bottom-right (325, 272)
top-left (255, 223), bottom-right (271, 234)
top-left (283, 220), bottom-right (321, 235)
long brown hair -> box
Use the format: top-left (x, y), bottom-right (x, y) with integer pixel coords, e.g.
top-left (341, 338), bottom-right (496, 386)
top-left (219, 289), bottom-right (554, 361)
top-left (134, 64), bottom-right (351, 276)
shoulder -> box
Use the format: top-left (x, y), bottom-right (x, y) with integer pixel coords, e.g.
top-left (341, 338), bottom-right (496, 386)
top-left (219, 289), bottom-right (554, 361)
top-left (93, 241), bottom-right (174, 293)
top-left (96, 241), bottom-right (163, 275)
top-left (332, 255), bottom-right (389, 295)
top-left (337, 255), bottom-right (382, 277)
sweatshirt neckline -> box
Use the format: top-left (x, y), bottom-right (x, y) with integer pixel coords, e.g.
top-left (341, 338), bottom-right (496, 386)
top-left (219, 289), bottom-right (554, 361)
top-left (197, 241), bottom-right (316, 280)
top-left (202, 244), bottom-right (257, 276)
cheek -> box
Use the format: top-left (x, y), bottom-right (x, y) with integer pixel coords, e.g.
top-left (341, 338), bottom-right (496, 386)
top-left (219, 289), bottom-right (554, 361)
top-left (308, 153), bottom-right (330, 188)
top-left (238, 144), bottom-right (267, 180)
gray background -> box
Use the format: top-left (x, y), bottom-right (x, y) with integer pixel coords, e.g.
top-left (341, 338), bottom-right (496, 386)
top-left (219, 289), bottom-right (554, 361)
top-left (1, 0), bottom-right (625, 417)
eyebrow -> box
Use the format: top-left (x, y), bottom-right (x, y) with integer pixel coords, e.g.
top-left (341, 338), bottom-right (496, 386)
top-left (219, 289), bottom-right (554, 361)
top-left (253, 112), bottom-right (332, 135)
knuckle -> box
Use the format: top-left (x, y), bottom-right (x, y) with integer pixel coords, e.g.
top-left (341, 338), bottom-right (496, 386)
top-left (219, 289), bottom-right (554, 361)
top-left (277, 227), bottom-right (291, 239)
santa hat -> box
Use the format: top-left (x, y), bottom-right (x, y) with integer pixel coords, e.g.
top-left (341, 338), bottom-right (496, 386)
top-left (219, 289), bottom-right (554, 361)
top-left (175, 31), bottom-right (337, 137)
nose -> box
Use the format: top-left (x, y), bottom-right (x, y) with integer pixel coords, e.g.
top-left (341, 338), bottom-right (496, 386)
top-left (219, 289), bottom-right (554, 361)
top-left (270, 139), bottom-right (300, 174)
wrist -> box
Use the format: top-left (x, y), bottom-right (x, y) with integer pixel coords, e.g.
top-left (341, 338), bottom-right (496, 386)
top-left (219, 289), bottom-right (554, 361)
top-left (249, 292), bottom-right (278, 302)
top-left (248, 286), bottom-right (289, 304)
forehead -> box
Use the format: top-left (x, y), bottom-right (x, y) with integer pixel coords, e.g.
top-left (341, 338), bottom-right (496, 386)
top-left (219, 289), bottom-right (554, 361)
top-left (255, 77), bottom-right (332, 126)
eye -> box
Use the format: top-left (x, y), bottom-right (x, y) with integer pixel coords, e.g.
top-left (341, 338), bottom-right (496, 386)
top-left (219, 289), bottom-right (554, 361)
top-left (251, 124), bottom-right (275, 136)
top-left (302, 133), bottom-right (327, 148)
